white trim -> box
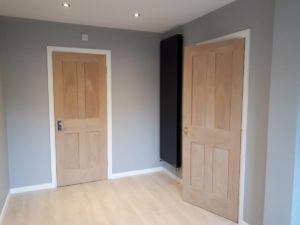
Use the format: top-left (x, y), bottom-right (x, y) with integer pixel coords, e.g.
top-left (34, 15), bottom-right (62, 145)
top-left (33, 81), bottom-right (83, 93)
top-left (110, 167), bottom-right (164, 179)
top-left (161, 167), bottom-right (182, 183)
top-left (8, 168), bottom-right (172, 194)
top-left (110, 167), bottom-right (184, 182)
top-left (0, 192), bottom-right (10, 224)
top-left (197, 29), bottom-right (251, 225)
top-left (10, 183), bottom-right (55, 194)
top-left (239, 221), bottom-right (250, 225)
top-left (47, 46), bottom-right (113, 187)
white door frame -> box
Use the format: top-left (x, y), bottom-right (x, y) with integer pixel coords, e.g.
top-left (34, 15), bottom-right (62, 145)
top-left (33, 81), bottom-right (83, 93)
top-left (47, 46), bottom-right (113, 188)
top-left (197, 29), bottom-right (251, 225)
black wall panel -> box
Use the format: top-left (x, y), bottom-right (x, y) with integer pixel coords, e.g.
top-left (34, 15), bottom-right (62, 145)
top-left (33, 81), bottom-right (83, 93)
top-left (160, 34), bottom-right (183, 168)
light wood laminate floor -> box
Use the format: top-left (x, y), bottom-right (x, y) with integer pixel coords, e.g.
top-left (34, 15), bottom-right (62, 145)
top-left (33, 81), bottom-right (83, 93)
top-left (2, 172), bottom-right (237, 225)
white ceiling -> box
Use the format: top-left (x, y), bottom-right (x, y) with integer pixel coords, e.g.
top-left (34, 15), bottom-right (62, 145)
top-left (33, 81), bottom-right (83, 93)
top-left (0, 0), bottom-right (235, 33)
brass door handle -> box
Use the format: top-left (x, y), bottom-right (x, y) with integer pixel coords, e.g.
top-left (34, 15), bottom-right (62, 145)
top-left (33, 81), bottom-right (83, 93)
top-left (183, 127), bottom-right (189, 135)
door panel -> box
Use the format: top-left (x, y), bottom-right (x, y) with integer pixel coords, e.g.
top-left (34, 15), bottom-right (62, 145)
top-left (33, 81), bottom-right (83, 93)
top-left (85, 131), bottom-right (101, 167)
top-left (215, 47), bottom-right (233, 131)
top-left (53, 53), bottom-right (107, 187)
top-left (62, 62), bottom-right (79, 119)
top-left (63, 133), bottom-right (80, 169)
top-left (191, 56), bottom-right (207, 127)
top-left (85, 62), bottom-right (100, 118)
top-left (183, 39), bottom-right (245, 222)
top-left (190, 143), bottom-right (205, 190)
top-left (212, 148), bottom-right (229, 199)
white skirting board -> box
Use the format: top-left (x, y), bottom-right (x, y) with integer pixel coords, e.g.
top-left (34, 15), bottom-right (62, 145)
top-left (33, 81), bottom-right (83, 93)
top-left (109, 166), bottom-right (182, 182)
top-left (0, 192), bottom-right (10, 224)
top-left (9, 167), bottom-right (181, 194)
top-left (109, 167), bottom-right (164, 179)
top-left (161, 167), bottom-right (182, 183)
top-left (240, 221), bottom-right (250, 225)
top-left (10, 183), bottom-right (55, 194)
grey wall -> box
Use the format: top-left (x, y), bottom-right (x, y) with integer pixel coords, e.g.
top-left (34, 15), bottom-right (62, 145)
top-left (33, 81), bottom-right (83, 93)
top-left (162, 0), bottom-right (275, 224)
top-left (292, 100), bottom-right (300, 225)
top-left (0, 17), bottom-right (161, 188)
top-left (0, 24), bottom-right (10, 214)
top-left (264, 0), bottom-right (300, 225)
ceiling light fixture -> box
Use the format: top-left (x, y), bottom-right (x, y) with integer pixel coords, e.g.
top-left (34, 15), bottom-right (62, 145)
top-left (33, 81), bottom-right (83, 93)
top-left (62, 2), bottom-right (71, 8)
top-left (133, 12), bottom-right (140, 18)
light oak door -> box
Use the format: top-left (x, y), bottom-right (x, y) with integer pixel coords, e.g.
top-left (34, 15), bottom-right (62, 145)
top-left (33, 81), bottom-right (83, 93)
top-left (182, 39), bottom-right (245, 222)
top-left (53, 52), bottom-right (107, 187)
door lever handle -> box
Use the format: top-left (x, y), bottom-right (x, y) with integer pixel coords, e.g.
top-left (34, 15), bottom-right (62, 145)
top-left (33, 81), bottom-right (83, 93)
top-left (183, 127), bottom-right (189, 135)
top-left (57, 120), bottom-right (63, 131)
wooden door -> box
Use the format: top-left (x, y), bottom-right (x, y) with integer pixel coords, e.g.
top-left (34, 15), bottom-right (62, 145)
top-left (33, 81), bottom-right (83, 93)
top-left (53, 52), bottom-right (107, 187)
top-left (182, 39), bottom-right (245, 222)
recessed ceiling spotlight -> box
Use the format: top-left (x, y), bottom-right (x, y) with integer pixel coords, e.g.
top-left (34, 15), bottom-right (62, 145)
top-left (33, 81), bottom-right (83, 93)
top-left (62, 2), bottom-right (71, 8)
top-left (133, 12), bottom-right (140, 18)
